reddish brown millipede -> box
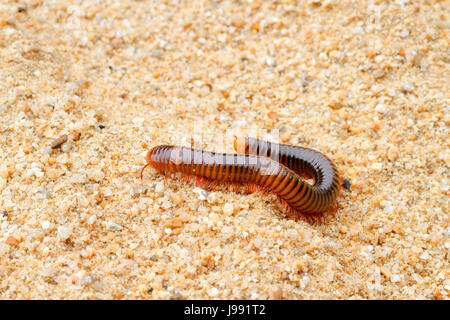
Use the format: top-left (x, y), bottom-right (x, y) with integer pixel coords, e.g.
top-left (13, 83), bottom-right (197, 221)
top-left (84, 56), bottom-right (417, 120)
top-left (141, 137), bottom-right (341, 222)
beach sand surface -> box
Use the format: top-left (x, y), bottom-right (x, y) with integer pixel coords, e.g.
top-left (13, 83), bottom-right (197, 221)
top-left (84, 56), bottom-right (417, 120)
top-left (0, 0), bottom-right (448, 299)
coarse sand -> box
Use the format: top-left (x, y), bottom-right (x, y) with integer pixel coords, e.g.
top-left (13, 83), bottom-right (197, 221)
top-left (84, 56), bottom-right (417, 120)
top-left (0, 0), bottom-right (448, 299)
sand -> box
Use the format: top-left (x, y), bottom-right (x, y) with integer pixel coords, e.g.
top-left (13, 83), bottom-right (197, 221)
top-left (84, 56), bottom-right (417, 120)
top-left (0, 0), bottom-right (448, 299)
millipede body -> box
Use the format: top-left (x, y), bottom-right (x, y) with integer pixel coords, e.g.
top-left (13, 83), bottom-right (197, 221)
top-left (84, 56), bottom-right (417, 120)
top-left (141, 137), bottom-right (341, 222)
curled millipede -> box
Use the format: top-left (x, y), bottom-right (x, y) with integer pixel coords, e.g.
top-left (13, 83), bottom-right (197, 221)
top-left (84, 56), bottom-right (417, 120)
top-left (141, 137), bottom-right (341, 222)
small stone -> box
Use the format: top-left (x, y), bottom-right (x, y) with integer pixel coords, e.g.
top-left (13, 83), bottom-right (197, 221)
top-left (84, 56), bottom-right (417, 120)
top-left (161, 200), bottom-right (173, 210)
top-left (223, 203), bottom-right (234, 215)
top-left (197, 85), bottom-right (210, 97)
top-left (41, 221), bottom-right (51, 230)
top-left (387, 88), bottom-right (396, 97)
top-left (231, 18), bottom-right (245, 29)
top-left (41, 267), bottom-right (54, 279)
top-left (271, 286), bottom-right (283, 299)
top-left (0, 165), bottom-right (10, 178)
top-left (106, 221), bottom-right (123, 231)
top-left (373, 69), bottom-right (386, 79)
top-left (399, 29), bottom-right (409, 38)
top-left (377, 233), bottom-right (386, 245)
top-left (61, 142), bottom-right (72, 152)
top-left (342, 179), bottom-right (351, 190)
top-left (87, 215), bottom-right (96, 225)
top-left (98, 124), bottom-right (105, 129)
top-left (419, 251), bottom-right (430, 260)
top-left (372, 163), bottom-right (383, 171)
top-left (390, 274), bottom-right (401, 283)
top-left (35, 187), bottom-right (50, 199)
top-left (151, 49), bottom-right (162, 57)
top-left (71, 132), bottom-right (82, 141)
top-left (25, 167), bottom-right (43, 178)
top-left (266, 57), bottom-right (276, 67)
top-left (51, 135), bottom-right (68, 149)
top-left (46, 168), bottom-right (60, 179)
top-left (375, 103), bottom-right (388, 114)
top-left (210, 287), bottom-right (219, 297)
top-left (207, 192), bottom-right (218, 204)
top-left (80, 249), bottom-right (89, 258)
top-left (125, 46), bottom-right (136, 57)
top-left (267, 111), bottom-right (278, 120)
top-left (2, 210), bottom-right (8, 218)
top-left (130, 183), bottom-right (146, 197)
top-left (57, 226), bottom-right (72, 240)
top-left (87, 169), bottom-right (105, 182)
top-left (328, 101), bottom-right (344, 110)
top-left (5, 235), bottom-right (20, 246)
top-left (70, 173), bottom-right (86, 184)
top-left (351, 26), bottom-right (365, 35)
top-left (193, 187), bottom-right (207, 200)
top-left (401, 81), bottom-right (414, 93)
top-left (165, 218), bottom-right (183, 229)
top-left (155, 181), bottom-right (165, 195)
top-left (103, 188), bottom-right (113, 197)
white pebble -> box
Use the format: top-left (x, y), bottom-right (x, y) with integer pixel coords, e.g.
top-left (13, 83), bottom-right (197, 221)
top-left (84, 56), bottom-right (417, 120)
top-left (193, 187), bottom-right (207, 200)
top-left (207, 192), bottom-right (218, 204)
top-left (155, 181), bottom-right (165, 195)
top-left (390, 274), bottom-right (401, 283)
top-left (375, 103), bottom-right (388, 114)
top-left (399, 29), bottom-right (409, 38)
top-left (419, 251), bottom-right (430, 260)
top-left (35, 187), bottom-right (50, 199)
top-left (125, 46), bottom-right (136, 58)
top-left (0, 165), bottom-right (8, 179)
top-left (80, 249), bottom-right (88, 258)
top-left (57, 226), bottom-right (72, 240)
top-left (41, 267), bottom-right (54, 278)
top-left (70, 173), bottom-right (86, 184)
top-left (87, 169), bottom-right (105, 182)
top-left (61, 142), bottom-right (72, 152)
top-left (106, 221), bottom-right (123, 231)
top-left (161, 200), bottom-right (173, 210)
top-left (87, 215), bottom-right (96, 225)
top-left (151, 49), bottom-right (162, 57)
top-left (25, 167), bottom-right (43, 178)
top-left (401, 81), bottom-right (414, 93)
top-left (351, 26), bottom-right (365, 35)
top-left (223, 203), bottom-right (234, 215)
top-left (40, 146), bottom-right (52, 155)
top-left (387, 88), bottom-right (396, 97)
top-left (210, 287), bottom-right (219, 297)
top-left (103, 188), bottom-right (113, 197)
top-left (266, 57), bottom-right (276, 67)
top-left (42, 221), bottom-right (51, 230)
top-left (372, 162), bottom-right (383, 171)
top-left (130, 184), bottom-right (146, 197)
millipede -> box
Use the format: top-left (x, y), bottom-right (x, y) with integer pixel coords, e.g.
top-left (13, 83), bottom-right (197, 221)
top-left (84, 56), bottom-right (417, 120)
top-left (141, 137), bottom-right (341, 223)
